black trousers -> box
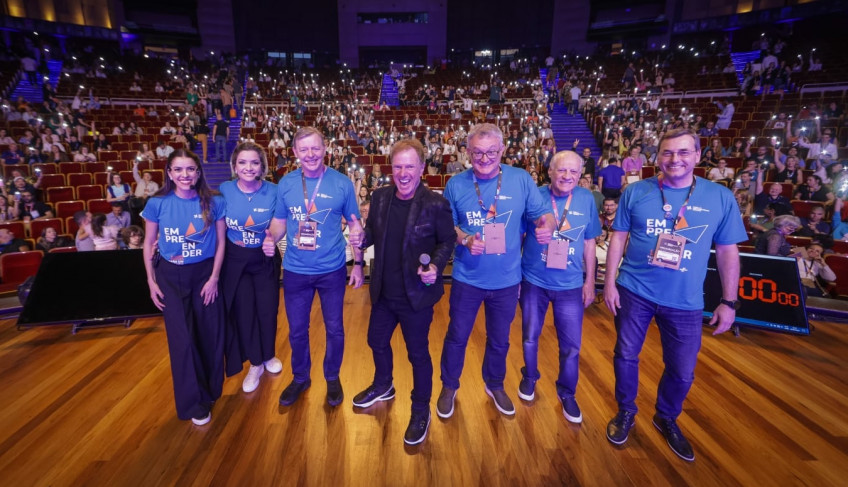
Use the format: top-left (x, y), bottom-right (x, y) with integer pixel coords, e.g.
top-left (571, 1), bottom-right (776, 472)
top-left (155, 258), bottom-right (225, 420)
top-left (222, 240), bottom-right (282, 377)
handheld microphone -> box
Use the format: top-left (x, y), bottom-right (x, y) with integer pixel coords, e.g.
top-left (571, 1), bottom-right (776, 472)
top-left (419, 254), bottom-right (432, 286)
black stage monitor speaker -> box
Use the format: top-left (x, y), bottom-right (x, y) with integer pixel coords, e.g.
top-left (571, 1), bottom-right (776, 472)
top-left (16, 250), bottom-right (161, 327)
top-left (703, 250), bottom-right (810, 335)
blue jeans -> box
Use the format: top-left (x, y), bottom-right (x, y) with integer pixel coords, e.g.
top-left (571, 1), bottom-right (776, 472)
top-left (368, 297), bottom-right (434, 412)
top-left (519, 281), bottom-right (583, 398)
top-left (214, 135), bottom-right (227, 162)
top-left (613, 285), bottom-right (703, 419)
top-left (440, 280), bottom-right (519, 391)
top-left (283, 267), bottom-right (347, 383)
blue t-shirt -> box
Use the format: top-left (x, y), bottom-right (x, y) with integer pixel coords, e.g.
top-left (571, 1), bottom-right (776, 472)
top-left (445, 164), bottom-right (550, 289)
top-left (598, 165), bottom-right (625, 189)
top-left (273, 167), bottom-right (360, 275)
top-left (613, 176), bottom-right (747, 310)
top-left (141, 192), bottom-right (226, 265)
top-left (220, 179), bottom-right (277, 248)
top-left (522, 186), bottom-right (601, 291)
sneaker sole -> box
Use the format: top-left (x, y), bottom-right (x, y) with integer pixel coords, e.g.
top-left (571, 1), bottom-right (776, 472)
top-left (403, 415), bottom-right (431, 446)
top-left (652, 419), bottom-right (695, 462)
top-left (352, 388), bottom-right (396, 408)
top-left (606, 422), bottom-right (632, 445)
top-left (517, 390), bottom-right (535, 401)
top-left (563, 407), bottom-right (583, 424)
top-left (191, 413), bottom-right (211, 426)
top-left (485, 387), bottom-right (515, 416)
top-left (436, 391), bottom-right (456, 419)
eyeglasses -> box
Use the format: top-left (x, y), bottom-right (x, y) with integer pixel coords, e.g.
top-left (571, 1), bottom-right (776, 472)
top-left (660, 149), bottom-right (694, 160)
top-left (470, 148), bottom-right (502, 160)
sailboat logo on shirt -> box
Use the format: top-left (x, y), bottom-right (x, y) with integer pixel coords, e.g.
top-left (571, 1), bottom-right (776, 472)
top-left (557, 225), bottom-right (586, 242)
top-left (243, 214), bottom-right (270, 233)
top-left (673, 224), bottom-right (708, 244)
top-left (306, 208), bottom-right (332, 224)
top-left (184, 221), bottom-right (211, 244)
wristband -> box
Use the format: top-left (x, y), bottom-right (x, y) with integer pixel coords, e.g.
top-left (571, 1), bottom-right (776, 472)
top-left (353, 261), bottom-right (365, 267)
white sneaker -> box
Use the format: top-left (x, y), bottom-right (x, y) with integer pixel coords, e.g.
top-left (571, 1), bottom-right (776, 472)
top-left (191, 412), bottom-right (211, 426)
top-left (264, 357), bottom-right (283, 374)
top-left (242, 364), bottom-right (264, 393)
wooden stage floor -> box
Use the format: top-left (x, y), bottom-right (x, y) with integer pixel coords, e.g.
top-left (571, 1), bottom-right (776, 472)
top-left (1, 285), bottom-right (846, 486)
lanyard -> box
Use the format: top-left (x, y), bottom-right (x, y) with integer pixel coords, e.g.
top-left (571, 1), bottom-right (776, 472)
top-left (802, 259), bottom-right (814, 278)
top-left (657, 174), bottom-right (696, 231)
top-left (301, 166), bottom-right (326, 219)
top-left (472, 169), bottom-right (502, 222)
top-left (549, 188), bottom-right (573, 233)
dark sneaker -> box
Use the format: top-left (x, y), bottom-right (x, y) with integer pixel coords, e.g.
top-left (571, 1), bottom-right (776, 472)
top-left (191, 412), bottom-right (211, 426)
top-left (606, 410), bottom-right (635, 445)
top-left (485, 386), bottom-right (516, 416)
top-left (278, 379), bottom-right (311, 406)
top-left (327, 379), bottom-right (344, 407)
top-left (352, 383), bottom-right (396, 408)
top-left (652, 414), bottom-right (695, 462)
top-left (560, 396), bottom-right (583, 424)
top-left (517, 367), bottom-right (536, 401)
top-left (436, 386), bottom-right (457, 418)
top-left (403, 410), bottom-right (431, 445)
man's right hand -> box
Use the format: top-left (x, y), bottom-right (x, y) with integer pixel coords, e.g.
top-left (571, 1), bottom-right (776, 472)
top-left (262, 229), bottom-right (276, 257)
top-left (604, 282), bottom-right (621, 316)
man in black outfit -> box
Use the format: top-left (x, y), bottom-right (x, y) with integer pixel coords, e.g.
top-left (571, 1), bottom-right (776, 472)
top-left (351, 138), bottom-right (456, 446)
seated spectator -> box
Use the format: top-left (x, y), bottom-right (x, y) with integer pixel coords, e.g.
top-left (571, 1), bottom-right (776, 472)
top-left (89, 213), bottom-right (120, 250)
top-left (755, 215), bottom-right (801, 256)
top-left (160, 121), bottom-right (176, 136)
top-left (132, 160), bottom-right (160, 198)
top-left (106, 173), bottom-right (132, 210)
top-left (0, 195), bottom-right (17, 222)
top-left (17, 190), bottom-right (53, 220)
top-left (134, 143), bottom-right (155, 162)
top-left (735, 191), bottom-right (752, 217)
top-left (774, 155), bottom-right (804, 185)
top-left (92, 133), bottom-right (111, 151)
top-left (0, 129), bottom-right (13, 145)
top-left (121, 225), bottom-right (144, 250)
top-left (35, 227), bottom-right (72, 252)
top-left (797, 243), bottom-right (836, 297)
top-left (1, 143), bottom-right (25, 164)
top-left (74, 145), bottom-right (97, 162)
top-left (129, 81), bottom-right (142, 93)
top-left (708, 158), bottom-right (734, 183)
top-left (697, 121), bottom-right (718, 137)
top-left (106, 201), bottom-right (131, 228)
top-left (732, 171), bottom-right (757, 199)
top-left (446, 154), bottom-right (464, 174)
top-left (133, 104), bottom-right (146, 117)
top-left (73, 210), bottom-right (94, 251)
top-left (47, 144), bottom-right (69, 163)
top-left (749, 204), bottom-right (778, 235)
top-left (794, 175), bottom-right (834, 204)
top-left (155, 140), bottom-right (174, 159)
top-left (832, 198), bottom-right (848, 241)
top-left (0, 228), bottom-right (29, 254)
top-left (698, 149), bottom-right (718, 168)
top-left (797, 205), bottom-right (831, 238)
top-left (754, 182), bottom-right (792, 215)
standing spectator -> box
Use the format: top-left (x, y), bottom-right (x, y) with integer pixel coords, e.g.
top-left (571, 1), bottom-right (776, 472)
top-left (714, 98), bottom-right (735, 130)
top-left (74, 211), bottom-right (94, 251)
top-left (212, 111), bottom-right (229, 163)
top-left (603, 128), bottom-right (747, 462)
top-left (21, 55), bottom-right (38, 85)
top-left (261, 127), bottom-right (364, 408)
top-left (518, 151), bottom-right (600, 424)
top-left (436, 123), bottom-right (554, 418)
top-left (90, 213), bottom-right (121, 250)
top-left (141, 150), bottom-right (226, 426)
top-left (598, 156), bottom-right (625, 199)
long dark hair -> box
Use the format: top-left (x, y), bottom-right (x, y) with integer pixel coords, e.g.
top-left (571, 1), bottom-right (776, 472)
top-left (91, 213), bottom-right (107, 238)
top-left (154, 149), bottom-right (217, 231)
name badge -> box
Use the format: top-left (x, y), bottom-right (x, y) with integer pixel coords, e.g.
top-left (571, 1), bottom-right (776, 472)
top-left (546, 239), bottom-right (569, 269)
top-left (483, 222), bottom-right (506, 254)
top-left (650, 233), bottom-right (686, 270)
top-left (297, 221), bottom-right (317, 251)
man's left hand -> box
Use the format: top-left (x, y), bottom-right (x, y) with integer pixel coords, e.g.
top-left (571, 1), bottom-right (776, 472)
top-left (348, 214), bottom-right (364, 248)
top-left (349, 265), bottom-right (363, 289)
top-left (535, 224), bottom-right (554, 244)
top-left (709, 303), bottom-right (735, 335)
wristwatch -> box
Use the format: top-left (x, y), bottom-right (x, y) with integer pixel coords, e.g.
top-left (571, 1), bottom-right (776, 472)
top-left (719, 298), bottom-right (740, 310)
top-left (353, 261), bottom-right (365, 267)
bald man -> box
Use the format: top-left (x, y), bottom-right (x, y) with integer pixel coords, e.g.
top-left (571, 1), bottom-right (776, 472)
top-left (517, 150), bottom-right (600, 423)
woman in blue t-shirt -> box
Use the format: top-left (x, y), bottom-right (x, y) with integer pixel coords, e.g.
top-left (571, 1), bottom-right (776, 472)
top-left (219, 142), bottom-right (282, 394)
top-left (141, 149), bottom-right (226, 426)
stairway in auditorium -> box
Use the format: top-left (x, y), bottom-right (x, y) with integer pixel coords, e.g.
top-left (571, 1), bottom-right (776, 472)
top-left (197, 74), bottom-right (248, 189)
top-left (539, 68), bottom-right (602, 168)
top-left (730, 50), bottom-right (760, 87)
top-left (9, 60), bottom-right (63, 103)
top-left (380, 73), bottom-right (399, 106)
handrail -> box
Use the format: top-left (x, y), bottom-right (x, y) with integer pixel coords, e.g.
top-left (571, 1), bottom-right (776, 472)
top-left (799, 83), bottom-right (848, 96)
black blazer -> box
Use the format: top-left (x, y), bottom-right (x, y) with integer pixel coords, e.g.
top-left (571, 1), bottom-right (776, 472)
top-left (363, 184), bottom-right (456, 311)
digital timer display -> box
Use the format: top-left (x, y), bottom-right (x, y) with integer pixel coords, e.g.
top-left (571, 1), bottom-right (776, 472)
top-left (703, 251), bottom-right (810, 335)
